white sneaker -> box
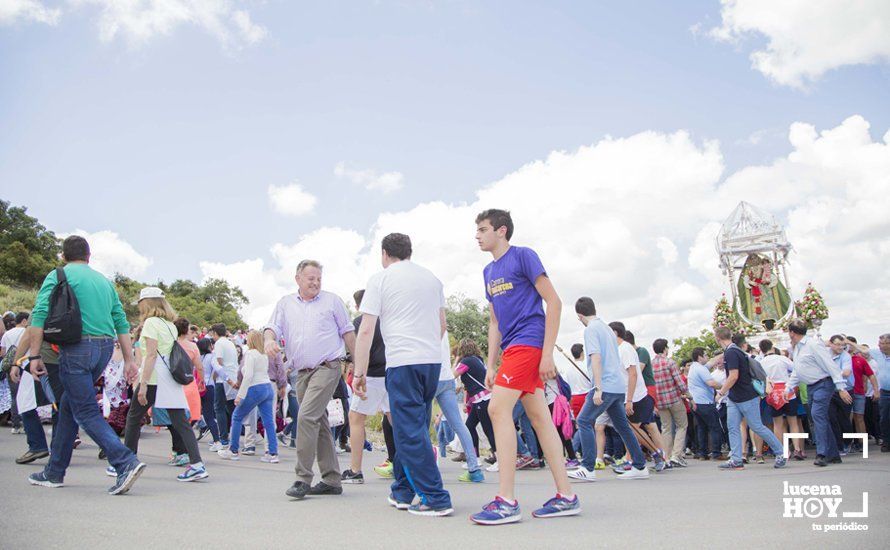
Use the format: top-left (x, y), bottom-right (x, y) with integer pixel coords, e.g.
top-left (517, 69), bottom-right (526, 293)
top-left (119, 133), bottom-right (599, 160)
top-left (11, 427), bottom-right (25, 435)
top-left (617, 466), bottom-right (650, 480)
top-left (217, 449), bottom-right (240, 461)
top-left (261, 453), bottom-right (279, 463)
top-left (485, 461), bottom-right (499, 473)
top-left (208, 442), bottom-right (222, 452)
top-left (567, 466), bottom-right (597, 482)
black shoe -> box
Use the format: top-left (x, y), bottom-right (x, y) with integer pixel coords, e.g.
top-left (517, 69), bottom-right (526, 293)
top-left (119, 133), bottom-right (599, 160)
top-left (16, 450), bottom-right (50, 464)
top-left (98, 449), bottom-right (106, 460)
top-left (485, 455), bottom-right (497, 465)
top-left (882, 445), bottom-right (890, 453)
top-left (286, 481), bottom-right (310, 500)
top-left (196, 426), bottom-right (209, 442)
top-left (828, 456), bottom-right (842, 464)
top-left (341, 469), bottom-right (364, 484)
top-left (813, 455), bottom-right (828, 467)
top-left (308, 481), bottom-right (343, 496)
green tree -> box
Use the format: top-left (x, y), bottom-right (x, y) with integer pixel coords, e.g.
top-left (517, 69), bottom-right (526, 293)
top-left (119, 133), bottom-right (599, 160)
top-left (445, 294), bottom-right (489, 356)
top-left (671, 329), bottom-right (721, 366)
top-left (0, 200), bottom-right (61, 287)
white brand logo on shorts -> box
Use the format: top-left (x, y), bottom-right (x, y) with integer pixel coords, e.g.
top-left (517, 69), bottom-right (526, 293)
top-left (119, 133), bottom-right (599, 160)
top-left (501, 374), bottom-right (513, 384)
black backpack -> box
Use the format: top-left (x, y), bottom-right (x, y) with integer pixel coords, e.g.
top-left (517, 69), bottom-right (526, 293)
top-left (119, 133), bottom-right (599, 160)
top-left (157, 321), bottom-right (195, 385)
top-left (43, 267), bottom-right (82, 345)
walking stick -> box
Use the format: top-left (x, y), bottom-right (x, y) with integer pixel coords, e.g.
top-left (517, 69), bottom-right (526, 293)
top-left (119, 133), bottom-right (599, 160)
top-left (555, 344), bottom-right (591, 383)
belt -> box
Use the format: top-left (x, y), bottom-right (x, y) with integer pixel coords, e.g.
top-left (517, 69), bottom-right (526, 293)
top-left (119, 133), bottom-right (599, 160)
top-left (78, 335), bottom-right (114, 340)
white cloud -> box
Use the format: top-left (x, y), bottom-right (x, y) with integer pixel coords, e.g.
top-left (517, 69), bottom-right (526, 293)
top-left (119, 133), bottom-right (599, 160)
top-left (203, 115), bottom-right (890, 348)
top-left (0, 0), bottom-right (61, 25)
top-left (268, 182), bottom-right (318, 217)
top-left (709, 0), bottom-right (890, 88)
top-left (334, 162), bottom-right (405, 193)
top-left (63, 229), bottom-right (152, 278)
top-left (68, 0), bottom-right (267, 48)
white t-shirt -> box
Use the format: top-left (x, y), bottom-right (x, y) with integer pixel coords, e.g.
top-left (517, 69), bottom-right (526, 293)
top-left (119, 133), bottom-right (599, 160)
top-left (213, 336), bottom-right (240, 399)
top-left (360, 260), bottom-right (445, 369)
top-left (761, 354), bottom-right (794, 384)
top-left (711, 368), bottom-right (728, 405)
top-left (439, 331), bottom-right (455, 381)
top-left (619, 341), bottom-right (647, 403)
top-left (1, 326), bottom-right (26, 354)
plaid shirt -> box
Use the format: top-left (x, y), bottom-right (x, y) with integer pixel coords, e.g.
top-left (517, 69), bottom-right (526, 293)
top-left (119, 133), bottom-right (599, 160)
top-left (652, 354), bottom-right (687, 408)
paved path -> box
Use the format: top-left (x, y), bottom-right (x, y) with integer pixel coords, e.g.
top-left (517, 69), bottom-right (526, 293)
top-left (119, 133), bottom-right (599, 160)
top-left (1, 427), bottom-right (888, 549)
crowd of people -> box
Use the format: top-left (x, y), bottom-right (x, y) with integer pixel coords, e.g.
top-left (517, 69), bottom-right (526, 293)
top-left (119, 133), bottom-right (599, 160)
top-left (1, 210), bottom-right (888, 525)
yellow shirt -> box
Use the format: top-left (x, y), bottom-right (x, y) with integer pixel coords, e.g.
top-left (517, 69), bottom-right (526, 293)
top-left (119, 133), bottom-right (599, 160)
top-left (139, 317), bottom-right (177, 385)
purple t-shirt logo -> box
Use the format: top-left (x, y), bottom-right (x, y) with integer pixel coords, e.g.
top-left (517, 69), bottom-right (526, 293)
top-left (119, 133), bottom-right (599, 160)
top-left (483, 246), bottom-right (547, 351)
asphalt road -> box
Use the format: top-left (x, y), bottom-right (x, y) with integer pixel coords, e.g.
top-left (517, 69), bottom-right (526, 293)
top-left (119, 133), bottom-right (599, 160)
top-left (1, 427), bottom-right (888, 549)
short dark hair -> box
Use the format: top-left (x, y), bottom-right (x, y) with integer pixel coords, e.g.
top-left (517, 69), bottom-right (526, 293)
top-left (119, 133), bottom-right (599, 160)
top-left (174, 317), bottom-right (190, 337)
top-left (575, 297), bottom-right (596, 316)
top-left (759, 339), bottom-right (774, 354)
top-left (570, 343), bottom-right (584, 360)
top-left (652, 338), bottom-right (668, 354)
top-left (353, 289), bottom-right (365, 309)
top-left (189, 324), bottom-right (199, 332)
top-left (846, 336), bottom-right (858, 344)
top-left (624, 330), bottom-right (636, 346)
top-left (714, 327), bottom-right (732, 341)
top-left (829, 334), bottom-right (845, 343)
top-left (788, 319), bottom-right (807, 336)
top-left (475, 209), bottom-right (514, 241)
top-left (608, 321), bottom-right (626, 340)
top-left (691, 347), bottom-right (706, 362)
top-left (211, 323), bottom-right (227, 337)
top-left (15, 311), bottom-right (30, 325)
top-left (197, 338), bottom-right (213, 355)
top-left (731, 333), bottom-right (747, 347)
top-left (382, 233), bottom-right (412, 260)
top-left (62, 235), bottom-right (90, 262)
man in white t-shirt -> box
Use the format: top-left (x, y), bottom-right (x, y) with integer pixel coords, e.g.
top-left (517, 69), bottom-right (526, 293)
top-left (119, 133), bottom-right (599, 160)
top-left (0, 311), bottom-right (29, 357)
top-left (352, 233), bottom-right (453, 517)
top-left (609, 321), bottom-right (668, 472)
top-left (210, 324), bottom-right (239, 444)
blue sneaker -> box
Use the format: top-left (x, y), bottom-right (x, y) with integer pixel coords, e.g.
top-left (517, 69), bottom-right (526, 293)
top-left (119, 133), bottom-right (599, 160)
top-left (105, 466), bottom-right (117, 477)
top-left (408, 503), bottom-right (454, 517)
top-left (470, 497), bottom-right (521, 525)
top-left (774, 456), bottom-right (787, 469)
top-left (177, 464), bottom-right (209, 482)
top-left (532, 494), bottom-right (581, 519)
top-left (363, 440), bottom-right (373, 452)
top-left (108, 462), bottom-right (146, 495)
top-left (458, 469), bottom-right (485, 483)
top-left (28, 471), bottom-right (64, 488)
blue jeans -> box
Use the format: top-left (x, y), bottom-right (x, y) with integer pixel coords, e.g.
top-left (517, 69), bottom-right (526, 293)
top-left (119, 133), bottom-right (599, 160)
top-left (727, 397), bottom-right (783, 462)
top-left (577, 390), bottom-right (646, 470)
top-left (229, 383), bottom-right (277, 455)
top-left (45, 338), bottom-right (138, 481)
top-left (200, 383), bottom-right (220, 443)
top-left (285, 393), bottom-right (299, 440)
top-left (387, 364), bottom-right (451, 509)
top-left (214, 382), bottom-right (230, 442)
top-left (879, 390), bottom-right (890, 446)
top-left (513, 401), bottom-right (538, 458)
top-left (22, 409), bottom-right (48, 452)
top-left (693, 403), bottom-right (723, 458)
top-left (807, 378), bottom-right (839, 459)
top-left (435, 379), bottom-right (480, 472)
top-left (436, 416), bottom-right (454, 457)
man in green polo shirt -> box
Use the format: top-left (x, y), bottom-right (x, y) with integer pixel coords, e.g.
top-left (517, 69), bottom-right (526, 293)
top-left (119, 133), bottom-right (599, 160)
top-left (25, 235), bottom-right (147, 495)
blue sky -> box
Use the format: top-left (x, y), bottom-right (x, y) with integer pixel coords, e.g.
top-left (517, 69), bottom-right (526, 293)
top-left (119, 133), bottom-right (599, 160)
top-left (2, 1), bottom-right (889, 344)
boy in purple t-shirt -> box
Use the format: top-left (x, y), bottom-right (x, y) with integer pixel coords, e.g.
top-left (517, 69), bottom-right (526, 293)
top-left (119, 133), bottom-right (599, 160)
top-left (469, 209), bottom-right (580, 525)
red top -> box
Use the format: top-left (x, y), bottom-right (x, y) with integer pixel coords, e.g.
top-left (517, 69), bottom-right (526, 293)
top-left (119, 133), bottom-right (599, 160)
top-left (852, 355), bottom-right (874, 395)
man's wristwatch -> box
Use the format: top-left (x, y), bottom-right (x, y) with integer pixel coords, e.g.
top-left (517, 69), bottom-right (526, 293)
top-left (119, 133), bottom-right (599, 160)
top-left (29, 355), bottom-right (42, 361)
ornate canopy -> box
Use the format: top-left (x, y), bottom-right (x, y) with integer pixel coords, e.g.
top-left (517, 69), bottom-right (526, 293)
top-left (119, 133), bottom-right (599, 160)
top-left (715, 201), bottom-right (795, 330)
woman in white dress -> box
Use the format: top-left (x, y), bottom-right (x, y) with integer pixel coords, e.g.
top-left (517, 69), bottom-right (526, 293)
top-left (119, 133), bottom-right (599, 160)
top-left (119, 287), bottom-right (208, 482)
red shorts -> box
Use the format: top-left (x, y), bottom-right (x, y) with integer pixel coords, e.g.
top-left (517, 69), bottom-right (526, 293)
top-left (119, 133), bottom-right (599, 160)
top-left (646, 385), bottom-right (657, 401)
top-left (570, 394), bottom-right (587, 418)
top-left (495, 345), bottom-right (545, 396)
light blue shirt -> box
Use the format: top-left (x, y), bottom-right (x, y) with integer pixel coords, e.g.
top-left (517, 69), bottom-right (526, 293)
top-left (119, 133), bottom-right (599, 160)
top-left (583, 316), bottom-right (625, 394)
top-left (832, 350), bottom-right (854, 391)
top-left (688, 361), bottom-right (716, 404)
top-left (868, 349), bottom-right (890, 391)
top-left (788, 336), bottom-right (846, 391)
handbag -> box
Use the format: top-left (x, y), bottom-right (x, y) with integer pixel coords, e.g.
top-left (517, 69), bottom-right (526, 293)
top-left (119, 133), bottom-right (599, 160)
top-left (326, 398), bottom-right (345, 427)
top-left (157, 320), bottom-right (195, 385)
